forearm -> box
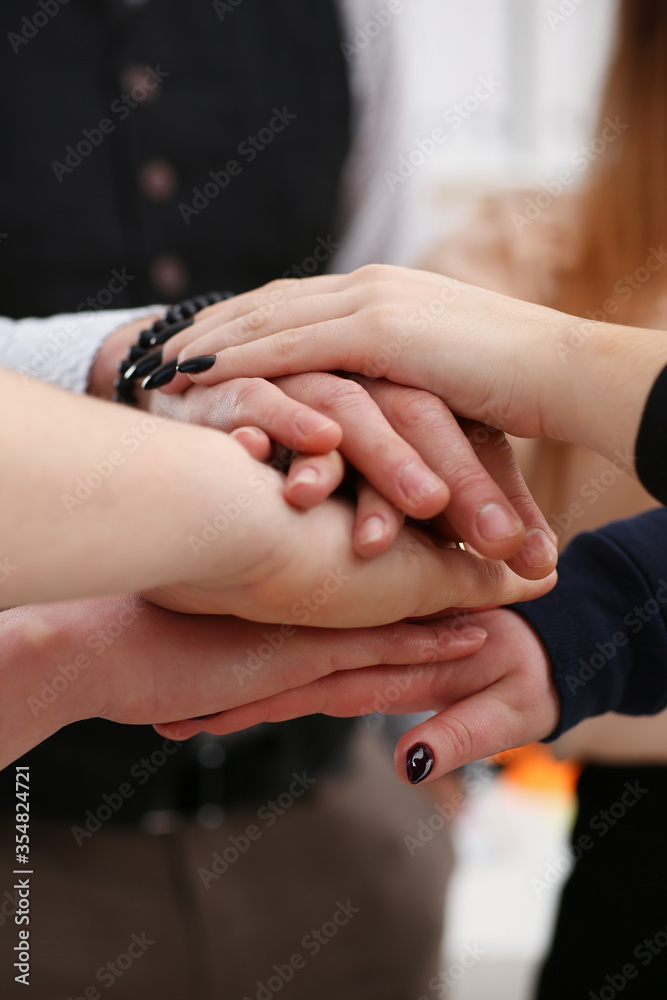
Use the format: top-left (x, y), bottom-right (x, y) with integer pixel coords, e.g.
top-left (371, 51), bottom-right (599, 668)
top-left (0, 369), bottom-right (278, 605)
top-left (87, 312), bottom-right (161, 402)
top-left (538, 313), bottom-right (667, 464)
top-left (0, 605), bottom-right (91, 768)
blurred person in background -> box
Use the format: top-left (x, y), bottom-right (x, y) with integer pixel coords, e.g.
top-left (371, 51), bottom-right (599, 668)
top-left (424, 1), bottom-right (667, 996)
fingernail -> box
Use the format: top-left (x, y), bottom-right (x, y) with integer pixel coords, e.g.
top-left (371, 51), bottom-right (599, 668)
top-left (400, 463), bottom-right (444, 506)
top-left (477, 503), bottom-right (523, 541)
top-left (142, 358), bottom-right (179, 389)
top-left (233, 427), bottom-right (265, 440)
top-left (124, 348), bottom-right (162, 381)
top-left (448, 626), bottom-right (488, 643)
top-left (357, 516), bottom-right (386, 547)
top-left (519, 527), bottom-right (558, 568)
top-left (293, 410), bottom-right (337, 438)
top-left (176, 355), bottom-right (217, 374)
top-left (406, 743), bottom-right (435, 784)
top-left (289, 466), bottom-right (319, 487)
top-left (149, 317), bottom-right (194, 348)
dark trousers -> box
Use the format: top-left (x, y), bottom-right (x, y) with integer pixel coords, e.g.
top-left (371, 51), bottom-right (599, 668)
top-left (536, 764), bottom-right (667, 1000)
top-left (0, 729), bottom-right (452, 999)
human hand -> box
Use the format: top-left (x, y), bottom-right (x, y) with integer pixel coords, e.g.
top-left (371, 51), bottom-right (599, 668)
top-left (147, 472), bottom-right (556, 624)
top-left (154, 266), bottom-right (557, 439)
top-left (145, 369), bottom-right (556, 573)
top-left (1, 596), bottom-right (486, 769)
top-left (158, 608), bottom-right (559, 782)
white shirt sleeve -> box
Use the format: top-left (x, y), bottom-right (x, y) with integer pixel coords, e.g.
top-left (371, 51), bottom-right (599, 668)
top-left (334, 0), bottom-right (426, 270)
top-left (0, 306), bottom-right (162, 394)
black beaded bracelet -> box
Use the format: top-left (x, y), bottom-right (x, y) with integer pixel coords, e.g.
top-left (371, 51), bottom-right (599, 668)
top-left (113, 290), bottom-right (234, 405)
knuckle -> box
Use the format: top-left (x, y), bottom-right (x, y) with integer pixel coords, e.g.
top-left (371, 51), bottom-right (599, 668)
top-left (354, 263), bottom-right (389, 283)
top-left (445, 715), bottom-right (476, 766)
top-left (396, 390), bottom-right (448, 431)
top-left (313, 376), bottom-right (366, 415)
top-left (443, 460), bottom-right (489, 498)
top-left (273, 327), bottom-right (302, 359)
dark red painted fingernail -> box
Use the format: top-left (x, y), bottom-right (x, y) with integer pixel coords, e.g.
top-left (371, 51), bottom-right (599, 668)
top-left (406, 743), bottom-right (434, 784)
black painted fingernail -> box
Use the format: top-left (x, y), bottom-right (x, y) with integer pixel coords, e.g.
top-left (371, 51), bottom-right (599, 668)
top-left (177, 355), bottom-right (217, 375)
top-left (142, 358), bottom-right (179, 389)
top-left (406, 743), bottom-right (434, 784)
top-left (124, 348), bottom-right (163, 381)
top-left (149, 317), bottom-right (194, 348)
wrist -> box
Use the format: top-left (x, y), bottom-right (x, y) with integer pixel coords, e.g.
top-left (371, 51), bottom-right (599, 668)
top-left (548, 314), bottom-right (667, 460)
top-left (0, 606), bottom-right (92, 768)
top-left (88, 315), bottom-right (162, 402)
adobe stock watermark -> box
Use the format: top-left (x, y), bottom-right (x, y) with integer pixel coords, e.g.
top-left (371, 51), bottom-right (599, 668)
top-left (28, 601), bottom-right (149, 718)
top-left (385, 76), bottom-right (501, 191)
top-left (70, 737), bottom-right (182, 845)
top-left (362, 276), bottom-right (464, 378)
top-left (66, 932), bottom-right (155, 999)
top-left (241, 900), bottom-right (360, 1000)
top-left (281, 235), bottom-right (341, 278)
top-left (531, 779), bottom-right (648, 897)
top-left (197, 772), bottom-right (317, 888)
top-left (15, 267), bottom-right (136, 382)
top-left (61, 412), bottom-right (164, 514)
top-left (188, 465), bottom-right (279, 555)
top-left (586, 919), bottom-right (667, 1000)
top-left (340, 0), bottom-right (404, 63)
top-left (51, 66), bottom-right (169, 182)
top-left (212, 0), bottom-right (244, 22)
top-left (0, 557), bottom-right (17, 586)
top-left (555, 245), bottom-right (667, 363)
top-left (416, 943), bottom-right (487, 999)
top-left (546, 0), bottom-right (590, 30)
top-left (8, 0), bottom-right (70, 54)
top-left (403, 760), bottom-right (503, 856)
top-left (548, 448), bottom-right (634, 539)
top-left (512, 117), bottom-right (629, 233)
top-left (178, 106), bottom-right (296, 225)
top-left (563, 579), bottom-right (667, 696)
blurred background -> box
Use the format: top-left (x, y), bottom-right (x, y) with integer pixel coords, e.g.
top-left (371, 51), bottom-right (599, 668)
top-left (371, 3), bottom-right (619, 997)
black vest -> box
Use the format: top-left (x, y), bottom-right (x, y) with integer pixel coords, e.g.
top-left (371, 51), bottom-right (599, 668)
top-left (1, 0), bottom-right (355, 821)
top-left (0, 0), bottom-right (350, 314)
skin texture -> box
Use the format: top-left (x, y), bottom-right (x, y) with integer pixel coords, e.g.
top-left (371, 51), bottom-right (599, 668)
top-left (161, 264), bottom-right (667, 463)
top-left (157, 607), bottom-right (560, 786)
top-left (92, 314), bottom-right (556, 568)
top-left (0, 596), bottom-right (488, 770)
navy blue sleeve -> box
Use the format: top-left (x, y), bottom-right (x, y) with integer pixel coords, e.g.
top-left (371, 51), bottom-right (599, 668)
top-left (511, 509), bottom-right (667, 740)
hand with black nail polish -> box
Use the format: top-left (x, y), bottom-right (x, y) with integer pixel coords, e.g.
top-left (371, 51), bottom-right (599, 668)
top-left (174, 607), bottom-right (559, 785)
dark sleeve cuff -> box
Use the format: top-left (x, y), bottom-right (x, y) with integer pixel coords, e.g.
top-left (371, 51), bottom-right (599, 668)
top-left (635, 363), bottom-right (667, 505)
top-left (511, 509), bottom-right (667, 740)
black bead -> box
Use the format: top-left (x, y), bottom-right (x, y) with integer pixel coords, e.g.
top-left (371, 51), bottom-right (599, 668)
top-left (193, 294), bottom-right (212, 310)
top-left (139, 328), bottom-right (155, 348)
top-left (129, 344), bottom-right (147, 362)
top-left (178, 299), bottom-right (198, 318)
top-left (165, 306), bottom-right (184, 324)
top-left (142, 358), bottom-right (179, 390)
top-left (406, 743), bottom-right (434, 785)
top-left (177, 354), bottom-right (217, 374)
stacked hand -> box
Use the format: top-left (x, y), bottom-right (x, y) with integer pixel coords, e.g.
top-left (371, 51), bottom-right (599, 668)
top-left (123, 269), bottom-right (563, 776)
